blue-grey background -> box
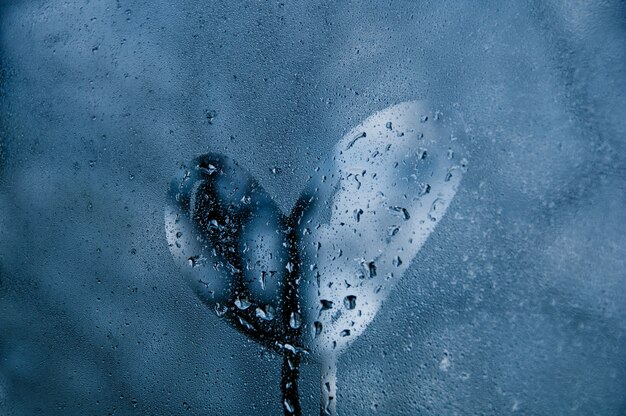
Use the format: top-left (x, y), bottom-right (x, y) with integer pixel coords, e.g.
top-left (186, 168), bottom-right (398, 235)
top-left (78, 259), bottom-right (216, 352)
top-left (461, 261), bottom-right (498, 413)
top-left (1, 1), bottom-right (625, 415)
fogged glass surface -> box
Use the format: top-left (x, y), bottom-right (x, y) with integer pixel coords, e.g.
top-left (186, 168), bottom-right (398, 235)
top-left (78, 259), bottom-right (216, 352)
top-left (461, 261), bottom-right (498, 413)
top-left (1, 1), bottom-right (625, 415)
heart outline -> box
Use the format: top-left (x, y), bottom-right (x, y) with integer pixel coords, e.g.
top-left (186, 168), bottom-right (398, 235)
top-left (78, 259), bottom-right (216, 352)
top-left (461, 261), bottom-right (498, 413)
top-left (165, 100), bottom-right (467, 415)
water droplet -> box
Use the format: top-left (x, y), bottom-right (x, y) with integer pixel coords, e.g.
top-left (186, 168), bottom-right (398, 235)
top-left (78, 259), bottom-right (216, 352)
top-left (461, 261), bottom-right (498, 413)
top-left (320, 299), bottom-right (333, 311)
top-left (270, 167), bottom-right (282, 175)
top-left (353, 208), bottom-right (363, 222)
top-left (393, 256), bottom-right (403, 267)
top-left (286, 262), bottom-right (294, 273)
top-left (364, 261), bottom-right (376, 278)
top-left (313, 321), bottom-right (323, 337)
top-left (325, 397), bottom-right (335, 415)
top-left (428, 198), bottom-right (445, 222)
top-left (343, 295), bottom-right (357, 310)
top-left (420, 115), bottom-right (428, 123)
top-left (345, 132), bottom-right (366, 150)
top-left (255, 305), bottom-right (275, 321)
top-left (280, 343), bottom-right (305, 354)
top-left (199, 163), bottom-right (217, 176)
top-left (214, 303), bottom-right (227, 317)
top-left (439, 351), bottom-right (451, 371)
top-left (205, 110), bottom-right (217, 124)
top-left (235, 297), bottom-right (251, 310)
top-left (340, 329), bottom-right (351, 337)
top-left (385, 121), bottom-right (393, 130)
top-left (389, 206), bottom-right (410, 220)
top-left (284, 399), bottom-right (295, 414)
top-left (238, 316), bottom-right (255, 331)
top-left (289, 312), bottom-right (302, 329)
top-left (388, 225), bottom-right (400, 236)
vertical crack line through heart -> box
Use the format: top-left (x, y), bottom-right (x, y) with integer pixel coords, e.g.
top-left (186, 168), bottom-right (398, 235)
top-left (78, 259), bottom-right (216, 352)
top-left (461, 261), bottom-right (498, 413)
top-left (281, 351), bottom-right (302, 416)
top-left (280, 204), bottom-right (306, 415)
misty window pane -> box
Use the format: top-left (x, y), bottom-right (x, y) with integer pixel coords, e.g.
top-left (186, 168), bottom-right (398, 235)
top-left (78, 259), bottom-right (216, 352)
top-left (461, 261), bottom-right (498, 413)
top-left (1, 2), bottom-right (624, 415)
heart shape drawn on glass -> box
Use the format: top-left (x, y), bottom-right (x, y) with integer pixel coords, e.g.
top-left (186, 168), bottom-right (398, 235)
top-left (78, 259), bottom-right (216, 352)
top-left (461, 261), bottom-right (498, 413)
top-left (165, 101), bottom-right (467, 415)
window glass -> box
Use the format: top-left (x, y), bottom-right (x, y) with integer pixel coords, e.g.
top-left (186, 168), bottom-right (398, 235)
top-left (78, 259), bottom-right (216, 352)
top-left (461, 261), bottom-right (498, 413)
top-left (1, 1), bottom-right (624, 415)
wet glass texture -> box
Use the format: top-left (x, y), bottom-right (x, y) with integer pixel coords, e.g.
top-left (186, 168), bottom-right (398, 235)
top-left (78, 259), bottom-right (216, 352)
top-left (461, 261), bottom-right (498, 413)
top-left (1, 1), bottom-right (625, 415)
